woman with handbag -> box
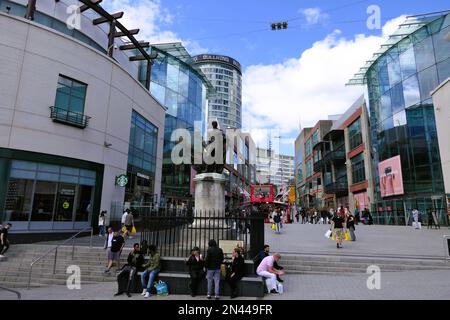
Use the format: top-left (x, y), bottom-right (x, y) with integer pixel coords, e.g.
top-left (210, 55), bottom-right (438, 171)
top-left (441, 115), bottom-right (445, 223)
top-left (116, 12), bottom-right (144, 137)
top-left (226, 248), bottom-right (245, 299)
top-left (186, 247), bottom-right (205, 297)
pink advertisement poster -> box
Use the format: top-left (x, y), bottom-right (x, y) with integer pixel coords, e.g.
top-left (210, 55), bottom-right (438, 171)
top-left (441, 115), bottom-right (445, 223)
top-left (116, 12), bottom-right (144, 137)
top-left (379, 155), bottom-right (404, 198)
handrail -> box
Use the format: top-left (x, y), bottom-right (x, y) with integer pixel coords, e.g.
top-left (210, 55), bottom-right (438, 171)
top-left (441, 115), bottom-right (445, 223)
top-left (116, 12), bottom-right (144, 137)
top-left (27, 227), bottom-right (93, 290)
top-left (0, 286), bottom-right (21, 300)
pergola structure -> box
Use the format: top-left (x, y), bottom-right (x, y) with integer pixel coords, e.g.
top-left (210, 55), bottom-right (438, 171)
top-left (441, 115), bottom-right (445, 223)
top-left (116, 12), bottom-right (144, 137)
top-left (23, 0), bottom-right (158, 90)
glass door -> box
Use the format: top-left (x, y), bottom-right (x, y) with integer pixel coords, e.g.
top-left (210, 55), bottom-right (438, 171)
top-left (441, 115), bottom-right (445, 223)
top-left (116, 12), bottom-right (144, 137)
top-left (53, 183), bottom-right (76, 230)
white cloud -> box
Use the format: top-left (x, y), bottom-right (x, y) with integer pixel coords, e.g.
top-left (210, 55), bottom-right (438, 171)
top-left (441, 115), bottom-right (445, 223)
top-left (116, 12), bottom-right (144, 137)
top-left (103, 0), bottom-right (206, 54)
top-left (300, 8), bottom-right (329, 25)
top-left (242, 16), bottom-right (407, 141)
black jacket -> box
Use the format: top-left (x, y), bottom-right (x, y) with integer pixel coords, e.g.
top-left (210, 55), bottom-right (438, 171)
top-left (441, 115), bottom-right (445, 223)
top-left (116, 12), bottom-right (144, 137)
top-left (205, 246), bottom-right (224, 270)
top-left (127, 251), bottom-right (145, 271)
top-left (230, 255), bottom-right (245, 279)
top-left (186, 255), bottom-right (205, 276)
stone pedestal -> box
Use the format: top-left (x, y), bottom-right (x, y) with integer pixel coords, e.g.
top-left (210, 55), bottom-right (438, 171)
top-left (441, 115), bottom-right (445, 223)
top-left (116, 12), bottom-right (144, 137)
top-left (193, 173), bottom-right (226, 228)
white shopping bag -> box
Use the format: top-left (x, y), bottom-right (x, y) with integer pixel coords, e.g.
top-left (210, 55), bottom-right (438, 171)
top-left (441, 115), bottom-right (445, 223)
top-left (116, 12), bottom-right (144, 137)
top-left (324, 230), bottom-right (332, 239)
top-left (277, 282), bottom-right (284, 294)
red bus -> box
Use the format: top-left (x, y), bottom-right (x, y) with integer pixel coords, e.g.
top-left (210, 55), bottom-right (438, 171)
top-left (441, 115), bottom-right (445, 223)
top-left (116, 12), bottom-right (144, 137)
top-left (250, 185), bottom-right (275, 203)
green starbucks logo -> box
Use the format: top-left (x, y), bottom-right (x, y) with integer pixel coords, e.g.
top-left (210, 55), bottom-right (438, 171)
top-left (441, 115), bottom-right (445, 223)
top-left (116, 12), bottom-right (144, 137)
top-left (116, 174), bottom-right (128, 187)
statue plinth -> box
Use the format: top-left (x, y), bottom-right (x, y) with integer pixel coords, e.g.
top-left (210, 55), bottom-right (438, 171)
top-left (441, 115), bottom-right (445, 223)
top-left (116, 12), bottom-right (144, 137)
top-left (193, 173), bottom-right (226, 228)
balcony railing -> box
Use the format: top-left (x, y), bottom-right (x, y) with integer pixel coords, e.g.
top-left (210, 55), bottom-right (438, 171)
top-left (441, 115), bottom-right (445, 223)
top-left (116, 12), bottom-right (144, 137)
top-left (322, 145), bottom-right (346, 164)
top-left (50, 106), bottom-right (91, 129)
top-left (324, 181), bottom-right (349, 196)
top-left (313, 159), bottom-right (324, 172)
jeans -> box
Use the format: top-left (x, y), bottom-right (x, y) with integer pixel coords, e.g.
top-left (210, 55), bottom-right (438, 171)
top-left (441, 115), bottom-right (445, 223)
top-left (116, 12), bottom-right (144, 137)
top-left (99, 225), bottom-right (105, 236)
top-left (141, 268), bottom-right (160, 291)
top-left (0, 241), bottom-right (9, 255)
top-left (275, 222), bottom-right (281, 233)
top-left (206, 269), bottom-right (221, 296)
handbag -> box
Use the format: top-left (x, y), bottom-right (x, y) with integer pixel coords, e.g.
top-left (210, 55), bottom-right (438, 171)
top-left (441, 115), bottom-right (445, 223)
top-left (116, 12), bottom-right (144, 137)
top-left (324, 230), bottom-right (332, 239)
top-left (271, 223), bottom-right (276, 231)
top-left (220, 264), bottom-right (228, 280)
top-left (121, 226), bottom-right (127, 234)
top-left (331, 232), bottom-right (335, 241)
top-left (131, 226), bottom-right (137, 234)
top-left (154, 280), bottom-right (169, 296)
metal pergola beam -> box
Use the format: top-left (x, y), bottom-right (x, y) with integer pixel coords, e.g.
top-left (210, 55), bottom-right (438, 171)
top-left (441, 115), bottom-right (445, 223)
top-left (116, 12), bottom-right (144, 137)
top-left (120, 42), bottom-right (150, 50)
top-left (93, 12), bottom-right (124, 25)
top-left (80, 0), bottom-right (102, 13)
top-left (115, 29), bottom-right (139, 37)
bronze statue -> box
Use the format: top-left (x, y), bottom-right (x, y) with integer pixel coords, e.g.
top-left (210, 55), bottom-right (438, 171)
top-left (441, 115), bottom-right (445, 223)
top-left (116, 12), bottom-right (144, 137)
top-left (192, 121), bottom-right (226, 174)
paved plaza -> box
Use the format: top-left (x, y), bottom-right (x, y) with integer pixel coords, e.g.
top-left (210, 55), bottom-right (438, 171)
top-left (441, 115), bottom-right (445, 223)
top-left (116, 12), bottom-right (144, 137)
top-left (266, 223), bottom-right (450, 259)
top-left (1, 269), bottom-right (450, 300)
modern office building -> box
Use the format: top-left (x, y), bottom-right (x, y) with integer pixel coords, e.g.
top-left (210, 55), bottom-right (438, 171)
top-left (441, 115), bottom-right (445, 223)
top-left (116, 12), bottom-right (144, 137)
top-left (294, 128), bottom-right (311, 206)
top-left (256, 148), bottom-right (295, 189)
top-left (193, 54), bottom-right (243, 129)
top-left (431, 78), bottom-right (450, 210)
top-left (348, 12), bottom-right (450, 224)
top-left (0, 0), bottom-right (166, 233)
top-left (313, 97), bottom-right (375, 212)
top-left (137, 43), bottom-right (213, 206)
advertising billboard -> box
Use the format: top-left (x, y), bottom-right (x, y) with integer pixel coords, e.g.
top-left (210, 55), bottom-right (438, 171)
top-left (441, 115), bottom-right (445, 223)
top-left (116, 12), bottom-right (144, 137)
top-left (379, 155), bottom-right (404, 198)
top-left (250, 185), bottom-right (275, 203)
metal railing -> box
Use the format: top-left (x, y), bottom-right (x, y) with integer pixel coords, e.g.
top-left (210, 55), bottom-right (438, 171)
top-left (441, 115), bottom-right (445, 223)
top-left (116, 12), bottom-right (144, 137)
top-left (0, 286), bottom-right (21, 300)
top-left (49, 106), bottom-right (91, 128)
top-left (27, 227), bottom-right (93, 290)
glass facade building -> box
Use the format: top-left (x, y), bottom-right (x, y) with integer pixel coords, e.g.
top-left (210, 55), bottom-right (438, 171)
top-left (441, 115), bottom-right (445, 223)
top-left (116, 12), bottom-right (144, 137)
top-left (193, 55), bottom-right (243, 129)
top-left (139, 44), bottom-right (210, 204)
top-left (363, 14), bottom-right (450, 222)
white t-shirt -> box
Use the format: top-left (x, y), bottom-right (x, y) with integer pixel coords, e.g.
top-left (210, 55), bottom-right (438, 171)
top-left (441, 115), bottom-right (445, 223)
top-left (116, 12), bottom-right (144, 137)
top-left (106, 233), bottom-right (114, 248)
top-left (121, 212), bottom-right (128, 224)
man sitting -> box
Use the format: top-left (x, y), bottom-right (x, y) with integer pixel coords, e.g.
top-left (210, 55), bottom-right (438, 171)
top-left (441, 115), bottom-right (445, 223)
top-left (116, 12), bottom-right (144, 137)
top-left (140, 245), bottom-right (161, 298)
top-left (115, 243), bottom-right (144, 297)
top-left (253, 245), bottom-right (284, 283)
top-left (256, 253), bottom-right (285, 294)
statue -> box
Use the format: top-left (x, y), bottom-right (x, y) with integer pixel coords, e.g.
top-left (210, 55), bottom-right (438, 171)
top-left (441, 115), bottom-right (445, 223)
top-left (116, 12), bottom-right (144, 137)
top-left (192, 121), bottom-right (226, 174)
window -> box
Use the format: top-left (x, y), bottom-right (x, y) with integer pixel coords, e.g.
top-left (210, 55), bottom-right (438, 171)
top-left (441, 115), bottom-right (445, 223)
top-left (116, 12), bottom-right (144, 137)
top-left (312, 131), bottom-right (319, 147)
top-left (55, 75), bottom-right (87, 114)
top-left (351, 154), bottom-right (366, 184)
top-left (348, 118), bottom-right (363, 150)
top-left (305, 139), bottom-right (312, 158)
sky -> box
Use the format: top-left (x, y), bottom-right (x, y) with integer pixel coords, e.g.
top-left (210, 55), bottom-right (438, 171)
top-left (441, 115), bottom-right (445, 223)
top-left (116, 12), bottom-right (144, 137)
top-left (104, 0), bottom-right (450, 155)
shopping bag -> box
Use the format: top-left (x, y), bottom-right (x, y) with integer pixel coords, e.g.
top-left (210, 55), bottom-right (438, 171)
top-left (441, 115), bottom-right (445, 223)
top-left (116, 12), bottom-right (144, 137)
top-left (271, 223), bottom-right (276, 231)
top-left (324, 230), bottom-right (332, 239)
top-left (220, 264), bottom-right (228, 280)
top-left (154, 280), bottom-right (169, 296)
top-left (277, 282), bottom-right (284, 294)
top-left (344, 231), bottom-right (350, 241)
top-left (131, 226), bottom-right (137, 234)
top-left (331, 232), bottom-right (335, 241)
top-left (121, 226), bottom-right (127, 234)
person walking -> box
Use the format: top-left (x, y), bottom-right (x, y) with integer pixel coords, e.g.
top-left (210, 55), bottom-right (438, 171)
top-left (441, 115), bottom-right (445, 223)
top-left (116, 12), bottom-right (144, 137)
top-left (205, 239), bottom-right (224, 300)
top-left (0, 223), bottom-right (12, 258)
top-left (186, 247), bottom-right (205, 297)
top-left (124, 210), bottom-right (135, 239)
top-left (226, 248), bottom-right (245, 299)
top-left (115, 243), bottom-right (144, 297)
top-left (121, 209), bottom-right (129, 229)
top-left (105, 231), bottom-right (125, 273)
top-left (140, 245), bottom-right (161, 298)
top-left (98, 211), bottom-right (107, 237)
top-left (273, 210), bottom-right (282, 234)
top-left (346, 213), bottom-right (356, 241)
top-left (412, 208), bottom-right (421, 229)
top-left (104, 227), bottom-right (114, 268)
top-left (331, 210), bottom-right (347, 249)
top-left (256, 253), bottom-right (285, 294)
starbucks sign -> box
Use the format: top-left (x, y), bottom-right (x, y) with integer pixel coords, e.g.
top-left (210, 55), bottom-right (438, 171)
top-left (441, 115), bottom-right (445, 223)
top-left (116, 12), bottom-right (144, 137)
top-left (116, 174), bottom-right (129, 187)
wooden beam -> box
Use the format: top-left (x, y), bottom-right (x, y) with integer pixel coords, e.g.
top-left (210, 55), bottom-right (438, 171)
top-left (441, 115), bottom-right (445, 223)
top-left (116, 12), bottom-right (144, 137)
top-left (119, 42), bottom-right (150, 50)
top-left (93, 11), bottom-right (123, 25)
top-left (80, 0), bottom-right (102, 13)
top-left (114, 29), bottom-right (139, 37)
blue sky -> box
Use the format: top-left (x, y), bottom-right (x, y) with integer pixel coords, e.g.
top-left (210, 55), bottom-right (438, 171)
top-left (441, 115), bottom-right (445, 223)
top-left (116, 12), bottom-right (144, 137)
top-left (107, 0), bottom-right (449, 156)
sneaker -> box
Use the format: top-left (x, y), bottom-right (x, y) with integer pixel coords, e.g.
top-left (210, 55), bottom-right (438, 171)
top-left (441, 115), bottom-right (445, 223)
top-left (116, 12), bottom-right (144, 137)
top-left (207, 295), bottom-right (212, 300)
top-left (114, 292), bottom-right (123, 296)
top-left (270, 289), bottom-right (279, 294)
top-left (215, 296), bottom-right (220, 300)
top-left (104, 269), bottom-right (110, 274)
top-left (144, 292), bottom-right (150, 298)
top-left (141, 289), bottom-right (147, 296)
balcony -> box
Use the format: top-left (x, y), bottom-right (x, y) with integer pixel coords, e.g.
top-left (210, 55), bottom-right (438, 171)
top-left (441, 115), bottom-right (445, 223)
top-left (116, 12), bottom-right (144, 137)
top-left (50, 106), bottom-right (91, 129)
top-left (322, 145), bottom-right (346, 164)
top-left (324, 181), bottom-right (349, 197)
top-left (313, 159), bottom-right (324, 172)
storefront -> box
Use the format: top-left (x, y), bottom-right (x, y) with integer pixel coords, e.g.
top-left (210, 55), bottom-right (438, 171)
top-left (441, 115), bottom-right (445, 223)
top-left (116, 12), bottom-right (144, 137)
top-left (0, 149), bottom-right (103, 232)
